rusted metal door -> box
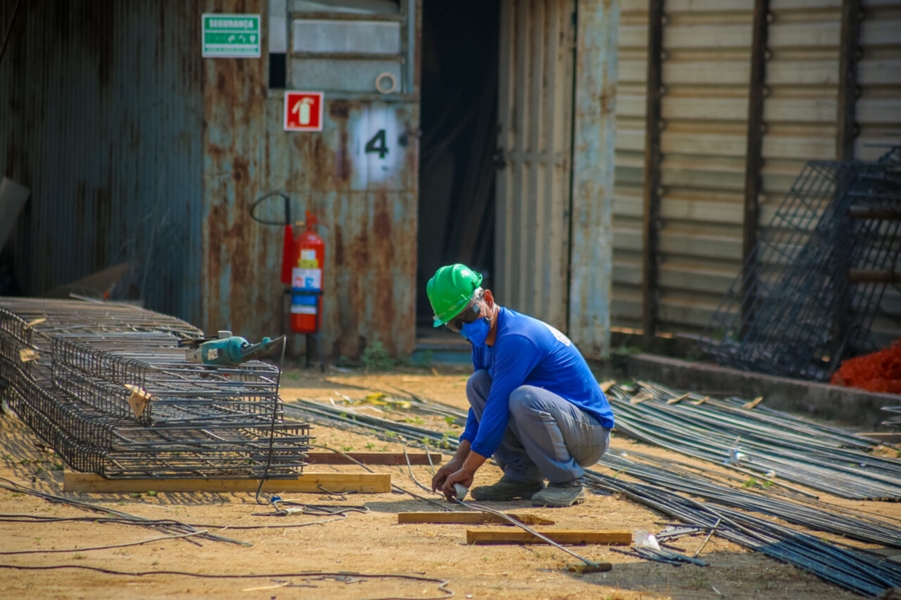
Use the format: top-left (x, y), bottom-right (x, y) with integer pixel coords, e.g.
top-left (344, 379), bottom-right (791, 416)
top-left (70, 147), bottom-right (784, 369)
top-left (495, 0), bottom-right (576, 331)
top-left (282, 0), bottom-right (420, 358)
top-left (203, 0), bottom-right (420, 358)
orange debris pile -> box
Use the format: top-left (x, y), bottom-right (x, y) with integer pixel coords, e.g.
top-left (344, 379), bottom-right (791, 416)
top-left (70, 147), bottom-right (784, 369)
top-left (831, 338), bottom-right (901, 394)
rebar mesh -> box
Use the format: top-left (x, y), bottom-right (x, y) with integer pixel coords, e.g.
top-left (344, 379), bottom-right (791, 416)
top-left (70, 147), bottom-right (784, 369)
top-left (700, 147), bottom-right (901, 381)
top-left (0, 299), bottom-right (312, 479)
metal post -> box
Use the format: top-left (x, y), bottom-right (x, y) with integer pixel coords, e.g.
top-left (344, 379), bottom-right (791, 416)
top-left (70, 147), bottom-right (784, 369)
top-left (837, 0), bottom-right (861, 161)
top-left (569, 0), bottom-right (619, 358)
top-left (642, 0), bottom-right (664, 340)
top-left (740, 0), bottom-right (770, 331)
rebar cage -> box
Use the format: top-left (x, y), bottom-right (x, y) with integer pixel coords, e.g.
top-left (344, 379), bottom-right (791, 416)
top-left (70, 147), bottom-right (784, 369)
top-left (0, 299), bottom-right (312, 479)
top-left (700, 147), bottom-right (901, 381)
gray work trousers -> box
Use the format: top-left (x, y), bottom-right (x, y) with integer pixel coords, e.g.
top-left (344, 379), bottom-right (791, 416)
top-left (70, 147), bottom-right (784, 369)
top-left (466, 369), bottom-right (610, 484)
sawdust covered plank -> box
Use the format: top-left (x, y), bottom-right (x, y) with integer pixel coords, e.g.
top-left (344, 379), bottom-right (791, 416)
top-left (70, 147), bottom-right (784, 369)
top-left (742, 396), bottom-right (764, 410)
top-left (398, 512), bottom-right (555, 525)
top-left (306, 452), bottom-right (443, 465)
top-left (63, 472), bottom-right (391, 494)
top-left (466, 529), bottom-right (631, 545)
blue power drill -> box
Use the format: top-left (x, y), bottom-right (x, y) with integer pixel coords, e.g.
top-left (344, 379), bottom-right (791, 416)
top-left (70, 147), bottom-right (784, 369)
top-left (182, 331), bottom-right (283, 366)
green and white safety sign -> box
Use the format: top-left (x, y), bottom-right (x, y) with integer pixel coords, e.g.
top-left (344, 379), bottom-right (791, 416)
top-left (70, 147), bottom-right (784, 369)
top-left (202, 14), bottom-right (260, 58)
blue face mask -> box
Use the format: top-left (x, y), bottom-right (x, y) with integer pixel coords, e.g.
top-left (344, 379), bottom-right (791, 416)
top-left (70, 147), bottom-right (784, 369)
top-left (460, 318), bottom-right (490, 347)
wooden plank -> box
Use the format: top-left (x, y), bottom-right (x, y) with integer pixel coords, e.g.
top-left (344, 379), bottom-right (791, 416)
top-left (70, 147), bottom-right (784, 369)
top-left (858, 432), bottom-right (901, 445)
top-left (398, 512), bottom-right (556, 526)
top-left (63, 473), bottom-right (391, 494)
top-left (742, 396), bottom-right (764, 410)
top-left (837, 0), bottom-right (861, 160)
top-left (741, 0), bottom-right (770, 333)
top-left (849, 269), bottom-right (901, 284)
top-left (642, 0), bottom-right (665, 340)
top-left (666, 392), bottom-right (691, 405)
top-left (466, 529), bottom-right (632, 545)
top-left (630, 390), bottom-right (652, 405)
top-left (305, 452), bottom-right (443, 466)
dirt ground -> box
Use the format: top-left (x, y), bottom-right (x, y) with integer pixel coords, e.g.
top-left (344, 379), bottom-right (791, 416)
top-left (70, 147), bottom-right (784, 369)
top-left (1, 363), bottom-right (899, 599)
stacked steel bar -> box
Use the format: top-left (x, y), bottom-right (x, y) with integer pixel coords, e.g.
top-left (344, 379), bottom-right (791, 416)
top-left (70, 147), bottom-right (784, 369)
top-left (284, 393), bottom-right (901, 596)
top-left (700, 147), bottom-right (901, 380)
top-left (608, 381), bottom-right (901, 500)
top-left (0, 299), bottom-right (312, 479)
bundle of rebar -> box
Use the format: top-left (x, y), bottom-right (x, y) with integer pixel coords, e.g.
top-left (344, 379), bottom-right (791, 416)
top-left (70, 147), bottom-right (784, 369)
top-left (284, 387), bottom-right (901, 596)
top-left (0, 298), bottom-right (312, 479)
top-left (607, 381), bottom-right (901, 500)
top-left (700, 146), bottom-right (901, 381)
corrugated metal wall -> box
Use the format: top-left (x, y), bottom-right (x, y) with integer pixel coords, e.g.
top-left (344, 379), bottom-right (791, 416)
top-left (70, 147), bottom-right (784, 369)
top-left (655, 0), bottom-right (754, 333)
top-left (495, 0), bottom-right (576, 332)
top-left (203, 0), bottom-right (420, 358)
top-left (611, 0), bottom-right (649, 330)
top-left (611, 0), bottom-right (901, 345)
top-left (0, 1), bottom-right (204, 323)
top-left (858, 0), bottom-right (901, 347)
top-left (613, 0), bottom-right (755, 333)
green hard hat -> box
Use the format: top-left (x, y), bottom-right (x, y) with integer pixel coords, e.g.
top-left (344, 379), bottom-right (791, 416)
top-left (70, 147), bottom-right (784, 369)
top-left (427, 264), bottom-right (483, 327)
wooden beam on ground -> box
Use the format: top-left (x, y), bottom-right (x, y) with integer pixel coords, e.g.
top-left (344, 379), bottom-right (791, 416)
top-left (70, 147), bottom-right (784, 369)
top-left (305, 452), bottom-right (443, 465)
top-left (849, 270), bottom-right (901, 284)
top-left (642, 0), bottom-right (665, 340)
top-left (858, 432), bottom-right (901, 445)
top-left (398, 512), bottom-right (555, 526)
top-left (64, 472), bottom-right (391, 494)
top-left (466, 529), bottom-right (632, 545)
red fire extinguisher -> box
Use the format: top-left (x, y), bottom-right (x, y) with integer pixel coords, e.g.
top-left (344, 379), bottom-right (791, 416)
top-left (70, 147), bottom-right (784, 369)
top-left (290, 211), bottom-right (325, 334)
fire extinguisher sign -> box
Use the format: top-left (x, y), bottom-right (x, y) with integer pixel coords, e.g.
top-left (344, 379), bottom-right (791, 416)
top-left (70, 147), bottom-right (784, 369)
top-left (284, 91), bottom-right (324, 132)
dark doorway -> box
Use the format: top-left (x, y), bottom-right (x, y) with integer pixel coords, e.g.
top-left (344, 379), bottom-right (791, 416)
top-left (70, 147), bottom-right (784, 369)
top-left (416, 0), bottom-right (500, 329)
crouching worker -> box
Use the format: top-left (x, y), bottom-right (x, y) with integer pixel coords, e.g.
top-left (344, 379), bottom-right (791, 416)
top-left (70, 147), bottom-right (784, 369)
top-left (428, 264), bottom-right (615, 508)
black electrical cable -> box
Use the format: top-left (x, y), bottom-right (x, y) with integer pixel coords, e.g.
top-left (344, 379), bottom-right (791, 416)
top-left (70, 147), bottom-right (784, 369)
top-left (0, 564), bottom-right (454, 600)
top-left (255, 335), bottom-right (288, 505)
top-left (249, 192), bottom-right (291, 226)
top-left (0, 513), bottom-right (345, 531)
top-left (0, 478), bottom-right (248, 547)
top-left (0, 529), bottom-right (206, 555)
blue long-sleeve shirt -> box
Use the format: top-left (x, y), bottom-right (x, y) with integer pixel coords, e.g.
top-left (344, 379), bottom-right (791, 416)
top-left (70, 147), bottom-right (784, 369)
top-left (460, 307), bottom-right (615, 458)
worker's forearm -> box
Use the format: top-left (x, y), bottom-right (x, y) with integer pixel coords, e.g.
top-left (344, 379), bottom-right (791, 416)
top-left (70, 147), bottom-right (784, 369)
top-left (452, 439), bottom-right (472, 464)
top-left (461, 450), bottom-right (487, 475)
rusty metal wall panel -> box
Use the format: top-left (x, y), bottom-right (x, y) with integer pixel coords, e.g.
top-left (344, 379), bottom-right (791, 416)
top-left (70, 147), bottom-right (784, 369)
top-left (496, 0), bottom-right (575, 333)
top-left (569, 0), bottom-right (619, 358)
top-left (203, 0), bottom-right (420, 357)
top-left (0, 1), bottom-right (204, 323)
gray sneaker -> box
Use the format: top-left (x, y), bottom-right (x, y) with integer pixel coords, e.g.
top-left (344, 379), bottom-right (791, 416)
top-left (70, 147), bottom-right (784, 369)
top-left (471, 476), bottom-right (544, 501)
top-left (531, 482), bottom-right (587, 507)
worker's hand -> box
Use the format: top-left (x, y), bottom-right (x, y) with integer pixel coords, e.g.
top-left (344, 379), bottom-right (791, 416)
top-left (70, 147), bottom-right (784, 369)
top-left (441, 468), bottom-right (475, 501)
top-left (431, 459), bottom-right (463, 493)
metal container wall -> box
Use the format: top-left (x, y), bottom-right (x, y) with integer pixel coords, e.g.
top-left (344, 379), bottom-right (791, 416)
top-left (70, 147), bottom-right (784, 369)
top-left (495, 0), bottom-right (576, 333)
top-left (610, 0), bottom-right (649, 330)
top-left (0, 1), bottom-right (204, 323)
top-left (203, 0), bottom-right (420, 358)
top-left (857, 0), bottom-right (901, 347)
top-left (611, 0), bottom-right (900, 346)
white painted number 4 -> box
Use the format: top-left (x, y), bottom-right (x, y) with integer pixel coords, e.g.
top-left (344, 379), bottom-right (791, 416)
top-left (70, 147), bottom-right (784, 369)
top-left (365, 129), bottom-right (389, 159)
